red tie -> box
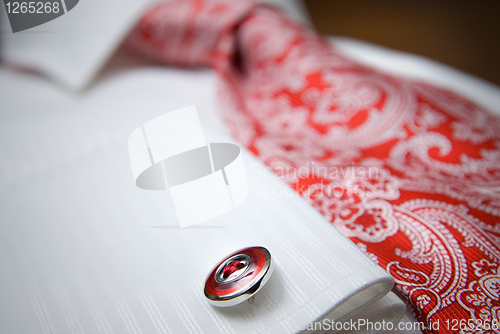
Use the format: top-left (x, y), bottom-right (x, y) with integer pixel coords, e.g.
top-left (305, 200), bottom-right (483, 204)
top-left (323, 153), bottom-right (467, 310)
top-left (124, 0), bottom-right (500, 331)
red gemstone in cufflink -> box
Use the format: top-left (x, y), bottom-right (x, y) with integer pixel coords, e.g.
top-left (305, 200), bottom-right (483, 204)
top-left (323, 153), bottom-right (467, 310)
top-left (204, 246), bottom-right (274, 307)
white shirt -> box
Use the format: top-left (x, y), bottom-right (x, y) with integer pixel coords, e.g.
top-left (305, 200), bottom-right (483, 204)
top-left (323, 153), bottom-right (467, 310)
top-left (1, 1), bottom-right (499, 333)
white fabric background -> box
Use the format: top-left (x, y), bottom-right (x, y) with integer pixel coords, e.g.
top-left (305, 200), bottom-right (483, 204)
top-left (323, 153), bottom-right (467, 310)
top-left (2, 0), bottom-right (499, 333)
top-left (0, 64), bottom-right (401, 333)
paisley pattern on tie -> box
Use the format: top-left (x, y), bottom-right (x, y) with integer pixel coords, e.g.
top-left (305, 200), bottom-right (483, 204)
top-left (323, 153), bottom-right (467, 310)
top-left (124, 0), bottom-right (500, 331)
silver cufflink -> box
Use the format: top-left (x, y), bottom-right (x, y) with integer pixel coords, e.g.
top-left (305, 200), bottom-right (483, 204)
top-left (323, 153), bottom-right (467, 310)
top-left (204, 246), bottom-right (274, 307)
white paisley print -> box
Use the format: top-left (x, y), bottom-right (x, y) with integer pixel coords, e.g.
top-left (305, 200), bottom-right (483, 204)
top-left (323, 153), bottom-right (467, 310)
top-left (125, 0), bottom-right (500, 332)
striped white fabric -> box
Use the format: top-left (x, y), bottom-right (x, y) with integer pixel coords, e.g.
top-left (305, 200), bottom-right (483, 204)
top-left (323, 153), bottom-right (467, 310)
top-left (0, 63), bottom-right (403, 333)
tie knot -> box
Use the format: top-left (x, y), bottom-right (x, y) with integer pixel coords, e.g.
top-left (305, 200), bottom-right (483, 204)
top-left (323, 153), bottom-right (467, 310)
top-left (125, 0), bottom-right (256, 67)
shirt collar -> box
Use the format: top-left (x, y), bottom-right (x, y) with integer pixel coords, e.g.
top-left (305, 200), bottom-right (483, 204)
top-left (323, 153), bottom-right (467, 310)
top-left (0, 0), bottom-right (310, 91)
